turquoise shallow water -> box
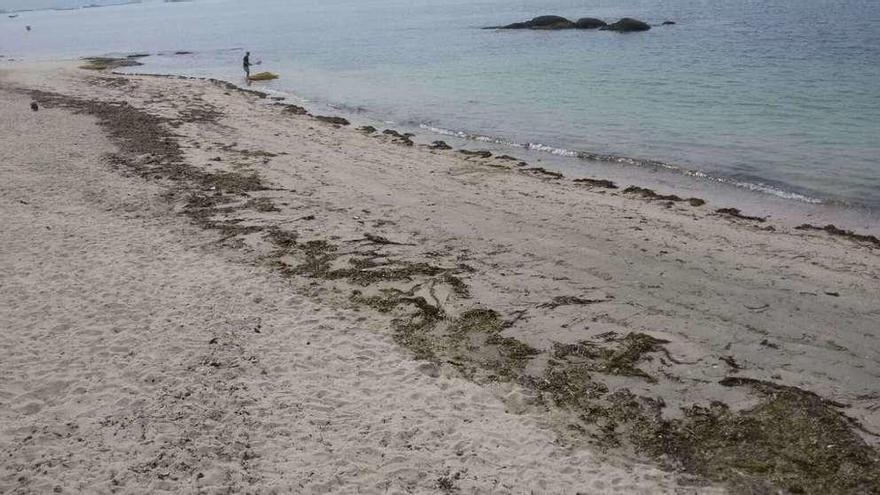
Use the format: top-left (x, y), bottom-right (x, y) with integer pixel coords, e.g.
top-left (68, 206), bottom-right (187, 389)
top-left (3, 0), bottom-right (879, 212)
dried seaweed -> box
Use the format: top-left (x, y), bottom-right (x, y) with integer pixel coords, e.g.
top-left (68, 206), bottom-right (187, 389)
top-left (314, 115), bottom-right (350, 126)
top-left (523, 167), bottom-right (563, 179)
top-left (716, 208), bottom-right (766, 223)
top-left (458, 150), bottom-right (492, 158)
top-left (796, 224), bottom-right (880, 248)
top-left (573, 178), bottom-right (618, 189)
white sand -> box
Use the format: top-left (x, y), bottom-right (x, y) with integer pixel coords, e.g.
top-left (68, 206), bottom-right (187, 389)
top-left (1, 61), bottom-right (878, 493)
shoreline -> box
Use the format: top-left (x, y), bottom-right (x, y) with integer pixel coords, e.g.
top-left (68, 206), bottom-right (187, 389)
top-left (117, 56), bottom-right (880, 225)
top-left (2, 61), bottom-right (880, 493)
top-left (121, 62), bottom-right (880, 240)
top-left (4, 52), bottom-right (880, 226)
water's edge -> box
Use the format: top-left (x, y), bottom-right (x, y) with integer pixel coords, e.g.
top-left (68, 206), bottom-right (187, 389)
top-left (112, 55), bottom-right (879, 235)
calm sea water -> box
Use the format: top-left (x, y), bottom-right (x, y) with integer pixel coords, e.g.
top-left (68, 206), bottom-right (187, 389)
top-left (3, 0), bottom-right (879, 214)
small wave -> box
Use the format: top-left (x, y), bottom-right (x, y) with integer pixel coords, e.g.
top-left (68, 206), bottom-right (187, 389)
top-left (327, 102), bottom-right (368, 114)
top-left (526, 143), bottom-right (577, 157)
top-left (418, 124), bottom-right (518, 146)
top-left (727, 179), bottom-right (823, 204)
top-left (419, 123), bottom-right (825, 205)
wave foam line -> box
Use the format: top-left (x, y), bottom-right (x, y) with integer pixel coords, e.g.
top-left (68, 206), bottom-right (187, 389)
top-left (420, 124), bottom-right (824, 205)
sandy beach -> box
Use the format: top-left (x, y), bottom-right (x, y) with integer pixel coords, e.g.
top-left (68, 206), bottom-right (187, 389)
top-left (1, 61), bottom-right (878, 493)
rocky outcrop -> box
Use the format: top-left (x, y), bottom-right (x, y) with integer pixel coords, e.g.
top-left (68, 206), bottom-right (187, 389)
top-left (661, 20), bottom-right (676, 25)
top-left (491, 15), bottom-right (575, 30)
top-left (575, 18), bottom-right (607, 29)
top-left (600, 18), bottom-right (651, 32)
top-left (527, 15), bottom-right (576, 29)
top-left (488, 16), bottom-right (656, 32)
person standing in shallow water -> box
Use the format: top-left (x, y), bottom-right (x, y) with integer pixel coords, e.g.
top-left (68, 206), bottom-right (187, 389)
top-left (243, 52), bottom-right (251, 78)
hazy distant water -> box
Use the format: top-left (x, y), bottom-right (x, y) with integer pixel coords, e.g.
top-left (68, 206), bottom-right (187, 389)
top-left (3, 0), bottom-right (879, 211)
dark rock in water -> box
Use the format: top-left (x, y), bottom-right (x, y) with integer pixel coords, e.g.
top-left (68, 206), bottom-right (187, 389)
top-left (493, 15), bottom-right (576, 30)
top-left (174, 51), bottom-right (194, 55)
top-left (314, 115), bottom-right (350, 126)
top-left (486, 22), bottom-right (526, 30)
top-left (358, 125), bottom-right (377, 134)
top-left (383, 129), bottom-right (404, 138)
top-left (575, 18), bottom-right (607, 29)
top-left (601, 18), bottom-right (651, 32)
top-left (30, 102), bottom-right (39, 112)
top-left (430, 140), bottom-right (452, 150)
top-left (662, 20), bottom-right (676, 25)
top-left (528, 15), bottom-right (576, 29)
top-left (688, 197), bottom-right (706, 207)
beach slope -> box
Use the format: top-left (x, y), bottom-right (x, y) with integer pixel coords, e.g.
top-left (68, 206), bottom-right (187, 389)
top-left (1, 62), bottom-right (878, 493)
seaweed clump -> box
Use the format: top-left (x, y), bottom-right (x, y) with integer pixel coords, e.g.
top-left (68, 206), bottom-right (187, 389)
top-left (386, 295), bottom-right (446, 361)
top-left (458, 149), bottom-right (492, 158)
top-left (523, 167), bottom-right (563, 179)
top-left (205, 171), bottom-right (266, 194)
top-left (430, 140), bottom-right (452, 150)
top-left (382, 129), bottom-right (414, 146)
top-left (244, 197), bottom-right (279, 212)
top-left (716, 207), bottom-right (766, 223)
top-left (573, 177), bottom-right (618, 189)
top-left (248, 72), bottom-right (279, 81)
top-left (622, 185), bottom-right (706, 207)
top-left (552, 332), bottom-right (669, 383)
top-left (314, 115), bottom-right (350, 126)
top-left (264, 230), bottom-right (461, 288)
top-left (528, 343), bottom-right (880, 494)
top-left (278, 103), bottom-right (308, 115)
top-left (538, 295), bottom-right (607, 309)
top-left (350, 296), bottom-right (539, 381)
top-left (623, 185), bottom-right (683, 201)
top-left (641, 379), bottom-right (880, 494)
top-left (179, 105), bottom-right (224, 124)
top-left (446, 309), bottom-right (540, 380)
top-left (796, 223), bottom-right (880, 248)
top-left (79, 57), bottom-right (143, 71)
